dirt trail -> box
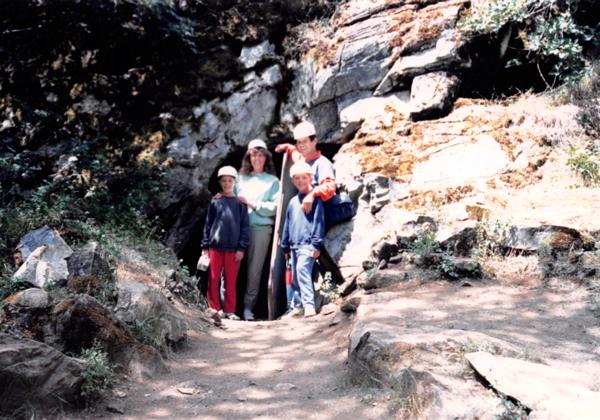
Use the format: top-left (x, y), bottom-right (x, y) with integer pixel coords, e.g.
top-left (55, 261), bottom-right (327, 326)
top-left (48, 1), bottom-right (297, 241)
top-left (105, 312), bottom-right (386, 419)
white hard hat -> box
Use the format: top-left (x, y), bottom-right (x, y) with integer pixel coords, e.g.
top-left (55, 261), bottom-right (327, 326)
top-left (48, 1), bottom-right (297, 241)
top-left (292, 121), bottom-right (316, 140)
top-left (217, 166), bottom-right (238, 179)
top-left (289, 161), bottom-right (313, 178)
top-left (247, 138), bottom-right (267, 150)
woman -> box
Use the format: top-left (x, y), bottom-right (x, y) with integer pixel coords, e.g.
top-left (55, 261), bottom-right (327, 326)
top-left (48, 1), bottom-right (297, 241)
top-left (236, 138), bottom-right (280, 321)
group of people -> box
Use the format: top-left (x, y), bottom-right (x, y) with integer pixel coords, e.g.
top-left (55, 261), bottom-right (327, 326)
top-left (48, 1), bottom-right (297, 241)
top-left (200, 121), bottom-right (338, 321)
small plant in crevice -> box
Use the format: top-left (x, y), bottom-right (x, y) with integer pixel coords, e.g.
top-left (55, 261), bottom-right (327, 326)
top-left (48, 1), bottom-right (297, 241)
top-left (316, 271), bottom-right (338, 303)
top-left (496, 393), bottom-right (530, 420)
top-left (408, 228), bottom-right (440, 266)
top-left (79, 341), bottom-right (118, 401)
top-left (567, 144), bottom-right (600, 186)
top-left (131, 314), bottom-right (166, 352)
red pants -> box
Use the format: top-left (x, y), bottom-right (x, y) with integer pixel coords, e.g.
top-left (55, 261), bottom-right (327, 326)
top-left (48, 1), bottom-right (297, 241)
top-left (207, 249), bottom-right (239, 313)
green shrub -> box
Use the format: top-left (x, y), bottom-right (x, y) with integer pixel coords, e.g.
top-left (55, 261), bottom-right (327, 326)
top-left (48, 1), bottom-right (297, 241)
top-left (567, 145), bottom-right (600, 185)
top-left (79, 342), bottom-right (117, 401)
top-left (409, 229), bottom-right (440, 260)
top-left (458, 0), bottom-right (594, 86)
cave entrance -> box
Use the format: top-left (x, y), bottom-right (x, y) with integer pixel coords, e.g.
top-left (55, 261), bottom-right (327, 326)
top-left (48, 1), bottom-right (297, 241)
top-left (196, 140), bottom-right (344, 321)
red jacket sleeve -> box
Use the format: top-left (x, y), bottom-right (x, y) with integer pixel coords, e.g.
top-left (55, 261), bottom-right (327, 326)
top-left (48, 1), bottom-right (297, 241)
top-left (312, 178), bottom-right (336, 202)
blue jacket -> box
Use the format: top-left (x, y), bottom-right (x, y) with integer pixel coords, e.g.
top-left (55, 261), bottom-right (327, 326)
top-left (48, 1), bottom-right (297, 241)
top-left (202, 196), bottom-right (250, 252)
top-left (280, 193), bottom-right (325, 253)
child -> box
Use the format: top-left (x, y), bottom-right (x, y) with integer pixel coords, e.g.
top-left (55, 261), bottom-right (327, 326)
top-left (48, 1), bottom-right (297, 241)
top-left (201, 166), bottom-right (250, 320)
top-left (280, 161), bottom-right (325, 318)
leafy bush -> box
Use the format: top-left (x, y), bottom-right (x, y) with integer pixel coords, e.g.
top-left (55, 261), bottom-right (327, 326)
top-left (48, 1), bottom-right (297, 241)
top-left (79, 342), bottom-right (117, 401)
top-left (458, 0), bottom-right (594, 86)
top-left (567, 145), bottom-right (600, 185)
top-left (409, 229), bottom-right (440, 261)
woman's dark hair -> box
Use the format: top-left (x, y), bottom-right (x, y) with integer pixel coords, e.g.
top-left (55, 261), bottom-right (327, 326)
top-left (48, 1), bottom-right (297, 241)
top-left (239, 148), bottom-right (276, 176)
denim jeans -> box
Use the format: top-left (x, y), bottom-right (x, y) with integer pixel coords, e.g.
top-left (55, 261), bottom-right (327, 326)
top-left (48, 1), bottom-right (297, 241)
top-left (288, 246), bottom-right (316, 309)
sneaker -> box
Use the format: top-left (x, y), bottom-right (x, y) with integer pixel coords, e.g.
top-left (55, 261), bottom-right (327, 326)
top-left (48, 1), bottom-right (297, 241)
top-left (224, 312), bottom-right (241, 321)
top-left (217, 310), bottom-right (225, 318)
top-left (304, 306), bottom-right (317, 317)
top-left (281, 306), bottom-right (303, 319)
top-left (243, 309), bottom-right (255, 321)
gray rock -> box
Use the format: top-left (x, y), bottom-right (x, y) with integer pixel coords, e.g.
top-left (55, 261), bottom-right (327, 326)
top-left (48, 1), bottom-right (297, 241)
top-left (239, 41), bottom-right (275, 69)
top-left (467, 352), bottom-right (600, 419)
top-left (437, 221), bottom-right (479, 257)
top-left (67, 241), bottom-right (111, 280)
top-left (409, 71), bottom-right (460, 121)
top-left (17, 225), bottom-right (72, 262)
top-left (5, 288), bottom-right (49, 308)
top-left (503, 225), bottom-right (583, 252)
top-left (578, 251), bottom-right (600, 277)
top-left (52, 294), bottom-right (167, 380)
top-left (114, 277), bottom-right (188, 344)
top-left (440, 256), bottom-right (481, 279)
top-left (358, 267), bottom-right (410, 290)
top-left (341, 297), bottom-right (361, 313)
top-left (348, 323), bottom-right (509, 418)
top-left (14, 226), bottom-right (73, 288)
top-left (375, 30), bottom-right (468, 95)
top-left (0, 333), bottom-right (84, 411)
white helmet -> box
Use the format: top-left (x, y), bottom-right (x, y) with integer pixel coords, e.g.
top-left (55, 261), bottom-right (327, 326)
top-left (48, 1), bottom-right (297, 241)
top-left (247, 138), bottom-right (267, 150)
top-left (217, 166), bottom-right (238, 179)
top-left (289, 161), bottom-right (313, 178)
top-left (292, 121), bottom-right (316, 140)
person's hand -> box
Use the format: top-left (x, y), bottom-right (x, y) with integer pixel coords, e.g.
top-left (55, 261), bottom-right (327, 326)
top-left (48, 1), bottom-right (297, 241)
top-left (275, 143), bottom-right (291, 153)
top-left (214, 192), bottom-right (222, 199)
top-left (301, 193), bottom-right (314, 213)
top-left (312, 250), bottom-right (320, 259)
top-left (284, 253), bottom-right (289, 261)
top-left (237, 196), bottom-right (253, 208)
top-left (235, 251), bottom-right (244, 262)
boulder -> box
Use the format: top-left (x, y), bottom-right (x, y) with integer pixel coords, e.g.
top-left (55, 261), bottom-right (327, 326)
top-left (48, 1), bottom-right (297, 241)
top-left (409, 71), bottom-right (460, 121)
top-left (0, 333), bottom-right (84, 412)
top-left (467, 352), bottom-right (600, 419)
top-left (502, 225), bottom-right (583, 252)
top-left (52, 294), bottom-right (167, 380)
top-left (440, 256), bottom-right (481, 279)
top-left (358, 267), bottom-right (410, 290)
top-left (4, 288), bottom-right (49, 308)
top-left (14, 226), bottom-right (73, 288)
top-left (437, 221), bottom-right (479, 256)
top-left (67, 241), bottom-right (111, 280)
top-left (348, 323), bottom-right (506, 418)
top-left (239, 40), bottom-right (275, 69)
top-left (114, 277), bottom-right (188, 345)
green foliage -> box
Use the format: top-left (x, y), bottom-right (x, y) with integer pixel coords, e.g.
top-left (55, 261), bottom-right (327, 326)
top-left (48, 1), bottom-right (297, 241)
top-left (458, 0), bottom-right (593, 86)
top-left (0, 275), bottom-right (28, 301)
top-left (79, 341), bottom-right (117, 401)
top-left (131, 314), bottom-right (166, 352)
top-left (409, 229), bottom-right (440, 260)
top-left (567, 145), bottom-right (600, 185)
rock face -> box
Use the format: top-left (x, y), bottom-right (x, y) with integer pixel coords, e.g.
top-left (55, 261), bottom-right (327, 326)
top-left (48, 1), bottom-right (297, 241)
top-left (282, 0), bottom-right (471, 140)
top-left (4, 288), bottom-right (49, 308)
top-left (14, 226), bottom-right (73, 288)
top-left (0, 333), bottom-right (84, 412)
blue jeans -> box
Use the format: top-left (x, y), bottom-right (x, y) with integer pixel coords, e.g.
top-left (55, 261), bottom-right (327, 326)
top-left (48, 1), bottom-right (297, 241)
top-left (287, 247), bottom-right (317, 309)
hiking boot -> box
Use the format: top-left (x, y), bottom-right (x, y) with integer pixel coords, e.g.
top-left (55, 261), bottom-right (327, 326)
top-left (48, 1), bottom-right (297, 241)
top-left (243, 309), bottom-right (255, 321)
top-left (224, 312), bottom-right (241, 321)
top-left (281, 306), bottom-right (303, 319)
top-left (304, 306), bottom-right (317, 318)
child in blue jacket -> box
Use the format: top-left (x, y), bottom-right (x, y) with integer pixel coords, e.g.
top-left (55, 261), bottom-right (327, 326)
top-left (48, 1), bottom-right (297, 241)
top-left (280, 161), bottom-right (325, 318)
top-left (201, 166), bottom-right (250, 320)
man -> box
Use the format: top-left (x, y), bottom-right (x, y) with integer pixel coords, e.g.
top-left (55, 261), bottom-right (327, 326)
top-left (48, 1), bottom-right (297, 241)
top-left (275, 121), bottom-right (336, 213)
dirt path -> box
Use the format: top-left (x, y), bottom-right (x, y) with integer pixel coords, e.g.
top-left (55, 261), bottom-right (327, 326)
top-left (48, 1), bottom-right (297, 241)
top-left (104, 311), bottom-right (387, 419)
